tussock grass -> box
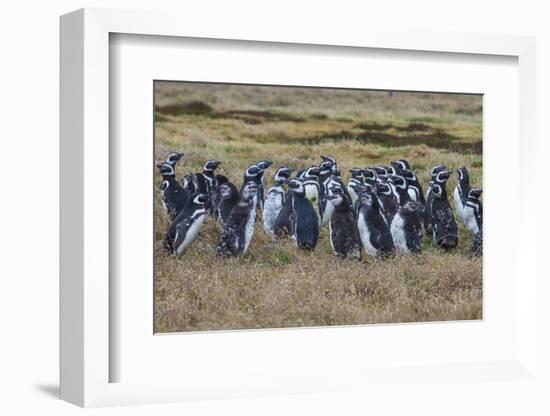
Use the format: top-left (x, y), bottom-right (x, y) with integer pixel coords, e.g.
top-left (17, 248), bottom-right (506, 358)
top-left (154, 82), bottom-right (483, 333)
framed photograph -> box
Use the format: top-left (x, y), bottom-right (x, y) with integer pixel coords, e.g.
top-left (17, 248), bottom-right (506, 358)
top-left (60, 8), bottom-right (538, 408)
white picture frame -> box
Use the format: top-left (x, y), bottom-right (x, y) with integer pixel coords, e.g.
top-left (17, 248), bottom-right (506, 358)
top-left (60, 7), bottom-right (538, 408)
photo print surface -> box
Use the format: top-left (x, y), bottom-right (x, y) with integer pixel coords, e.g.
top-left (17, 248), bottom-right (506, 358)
top-left (154, 81), bottom-right (483, 333)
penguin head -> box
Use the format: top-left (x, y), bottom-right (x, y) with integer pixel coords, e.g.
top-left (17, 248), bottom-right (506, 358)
top-left (358, 186), bottom-right (375, 206)
top-left (349, 167), bottom-right (363, 178)
top-left (400, 169), bottom-right (417, 182)
top-left (182, 174), bottom-right (194, 189)
top-left (434, 170), bottom-right (451, 184)
top-left (374, 166), bottom-right (388, 181)
top-left (304, 165), bottom-right (321, 179)
top-left (193, 193), bottom-right (208, 206)
top-left (220, 182), bottom-right (237, 198)
top-left (362, 167), bottom-right (377, 182)
top-left (327, 185), bottom-right (345, 206)
top-left (215, 174), bottom-right (229, 185)
top-left (376, 182), bottom-right (392, 196)
top-left (157, 163), bottom-right (175, 177)
top-left (256, 160), bottom-right (273, 171)
top-left (468, 188), bottom-right (482, 201)
top-left (457, 166), bottom-right (470, 183)
top-left (319, 159), bottom-right (335, 175)
top-left (240, 181), bottom-right (259, 201)
top-left (320, 155), bottom-right (337, 165)
top-left (388, 174), bottom-right (407, 190)
top-left (391, 159), bottom-right (411, 172)
top-left (204, 160), bottom-right (222, 171)
top-left (245, 164), bottom-right (262, 178)
top-left (385, 165), bottom-right (397, 176)
top-left (349, 181), bottom-right (366, 196)
top-left (166, 152), bottom-right (184, 166)
top-left (287, 178), bottom-right (305, 195)
top-left (274, 166), bottom-right (292, 183)
top-left (430, 164), bottom-right (447, 180)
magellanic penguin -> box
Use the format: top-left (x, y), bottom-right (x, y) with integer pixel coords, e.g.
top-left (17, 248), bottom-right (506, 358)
top-left (375, 182), bottom-right (398, 224)
top-left (347, 168), bottom-right (364, 207)
top-left (461, 188), bottom-right (483, 236)
top-left (157, 162), bottom-right (188, 219)
top-left (319, 158), bottom-right (336, 224)
top-left (273, 168), bottom-right (300, 238)
top-left (424, 164), bottom-right (447, 233)
top-left (362, 167), bottom-right (378, 189)
top-left (326, 185), bottom-right (362, 259)
top-left (216, 181), bottom-right (259, 257)
top-left (392, 162), bottom-right (425, 206)
top-left (255, 160), bottom-right (273, 210)
top-left (217, 181), bottom-right (240, 223)
top-left (303, 166), bottom-right (322, 226)
top-left (263, 166), bottom-right (292, 237)
top-left (390, 200), bottom-right (423, 254)
top-left (356, 186), bottom-right (395, 257)
top-left (288, 178), bottom-right (319, 250)
top-left (164, 151), bottom-right (184, 167)
top-left (428, 170), bottom-right (459, 250)
top-left (211, 174), bottom-right (229, 220)
top-left (388, 173), bottom-right (412, 207)
top-left (453, 166), bottom-right (472, 228)
top-left (165, 193), bottom-right (208, 256)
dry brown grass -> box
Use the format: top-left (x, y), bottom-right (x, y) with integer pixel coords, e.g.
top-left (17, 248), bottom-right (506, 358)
top-left (154, 82), bottom-right (483, 333)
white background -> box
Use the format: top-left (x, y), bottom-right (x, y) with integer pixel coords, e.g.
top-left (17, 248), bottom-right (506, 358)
top-left (0, 0), bottom-right (548, 415)
top-left (112, 34), bottom-right (519, 384)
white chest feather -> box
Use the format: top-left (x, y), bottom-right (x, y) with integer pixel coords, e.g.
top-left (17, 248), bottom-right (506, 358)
top-left (322, 201), bottom-right (335, 225)
top-left (453, 187), bottom-right (466, 221)
top-left (175, 211), bottom-right (206, 256)
top-left (263, 189), bottom-right (283, 236)
top-left (390, 213), bottom-right (409, 253)
top-left (243, 203), bottom-right (257, 254)
top-left (357, 211), bottom-right (377, 256)
top-left (462, 205), bottom-right (480, 235)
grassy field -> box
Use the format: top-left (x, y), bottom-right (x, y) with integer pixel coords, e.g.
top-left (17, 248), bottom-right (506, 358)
top-left (154, 82), bottom-right (483, 333)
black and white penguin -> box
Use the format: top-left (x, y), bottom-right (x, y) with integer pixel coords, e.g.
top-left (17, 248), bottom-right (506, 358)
top-left (164, 193), bottom-right (208, 256)
top-left (326, 185), bottom-right (362, 259)
top-left (362, 167), bottom-right (378, 189)
top-left (157, 162), bottom-right (188, 219)
top-left (242, 164), bottom-right (262, 190)
top-left (453, 166), bottom-right (472, 227)
top-left (392, 162), bottom-right (425, 205)
top-left (164, 151), bottom-right (184, 167)
top-left (217, 181), bottom-right (240, 223)
top-left (211, 174), bottom-right (229, 220)
top-left (347, 168), bottom-right (364, 206)
top-left (198, 160), bottom-right (222, 193)
top-left (374, 166), bottom-right (389, 183)
top-left (263, 166), bottom-right (292, 237)
top-left (391, 159), bottom-right (411, 171)
top-left (390, 200), bottom-right (423, 254)
top-left (303, 166), bottom-right (322, 226)
top-left (255, 160), bottom-right (273, 210)
top-left (216, 181), bottom-right (259, 257)
top-left (461, 188), bottom-right (483, 236)
top-left (376, 182), bottom-right (398, 224)
top-left (288, 178), bottom-right (319, 250)
top-left (356, 186), bottom-right (395, 257)
top-left (424, 164), bottom-right (447, 232)
top-left (428, 170), bottom-right (458, 249)
top-left (388, 173), bottom-right (412, 207)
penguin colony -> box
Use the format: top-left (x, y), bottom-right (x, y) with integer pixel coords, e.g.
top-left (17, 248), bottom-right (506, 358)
top-left (158, 152), bottom-right (482, 259)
